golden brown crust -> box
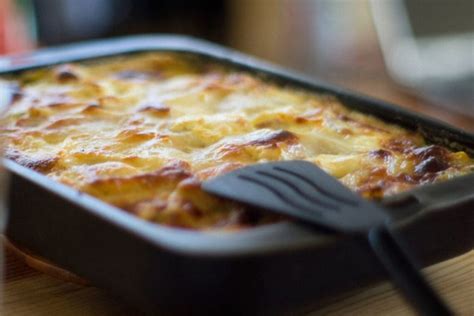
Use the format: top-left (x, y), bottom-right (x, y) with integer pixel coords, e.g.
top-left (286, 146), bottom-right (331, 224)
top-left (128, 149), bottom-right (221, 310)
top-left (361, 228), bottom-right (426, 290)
top-left (5, 147), bottom-right (58, 172)
top-left (1, 52), bottom-right (473, 230)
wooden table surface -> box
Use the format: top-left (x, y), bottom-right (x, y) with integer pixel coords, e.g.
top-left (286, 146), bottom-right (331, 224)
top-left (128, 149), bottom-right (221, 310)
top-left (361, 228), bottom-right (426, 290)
top-left (1, 71), bottom-right (473, 315)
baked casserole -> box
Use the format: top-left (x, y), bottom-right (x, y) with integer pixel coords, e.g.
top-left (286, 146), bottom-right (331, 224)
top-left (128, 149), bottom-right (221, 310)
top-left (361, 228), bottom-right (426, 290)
top-left (1, 53), bottom-right (473, 229)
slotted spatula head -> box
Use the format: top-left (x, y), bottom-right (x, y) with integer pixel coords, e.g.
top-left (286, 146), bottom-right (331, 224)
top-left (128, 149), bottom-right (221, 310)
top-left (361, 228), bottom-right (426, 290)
top-left (202, 160), bottom-right (387, 234)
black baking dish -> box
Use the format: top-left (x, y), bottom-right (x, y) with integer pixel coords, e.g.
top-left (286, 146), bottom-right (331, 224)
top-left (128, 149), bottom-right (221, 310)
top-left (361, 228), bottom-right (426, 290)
top-left (2, 35), bottom-right (473, 315)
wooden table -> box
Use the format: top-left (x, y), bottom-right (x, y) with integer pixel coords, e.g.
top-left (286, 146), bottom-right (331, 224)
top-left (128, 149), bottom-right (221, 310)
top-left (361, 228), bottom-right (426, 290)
top-left (2, 70), bottom-right (473, 315)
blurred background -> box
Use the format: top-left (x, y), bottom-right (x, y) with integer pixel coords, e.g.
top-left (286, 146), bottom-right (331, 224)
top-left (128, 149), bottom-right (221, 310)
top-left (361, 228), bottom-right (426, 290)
top-left (0, 0), bottom-right (472, 129)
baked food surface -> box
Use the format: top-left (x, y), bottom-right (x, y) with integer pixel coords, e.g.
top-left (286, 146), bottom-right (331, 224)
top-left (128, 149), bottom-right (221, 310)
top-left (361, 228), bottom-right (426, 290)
top-left (1, 53), bottom-right (473, 229)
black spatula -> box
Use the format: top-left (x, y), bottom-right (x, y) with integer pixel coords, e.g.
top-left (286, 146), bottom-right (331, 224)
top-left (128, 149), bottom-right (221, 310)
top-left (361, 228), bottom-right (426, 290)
top-left (202, 160), bottom-right (452, 316)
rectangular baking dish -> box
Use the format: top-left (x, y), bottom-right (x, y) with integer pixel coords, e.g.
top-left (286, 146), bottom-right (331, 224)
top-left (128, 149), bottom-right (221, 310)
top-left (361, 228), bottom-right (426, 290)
top-left (2, 35), bottom-right (474, 316)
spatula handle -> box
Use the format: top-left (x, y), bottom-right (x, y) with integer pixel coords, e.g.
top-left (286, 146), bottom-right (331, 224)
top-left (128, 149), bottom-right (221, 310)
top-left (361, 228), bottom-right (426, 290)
top-left (368, 226), bottom-right (452, 316)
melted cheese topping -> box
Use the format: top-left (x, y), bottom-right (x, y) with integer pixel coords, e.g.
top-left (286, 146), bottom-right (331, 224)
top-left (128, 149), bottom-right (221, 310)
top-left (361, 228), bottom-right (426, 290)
top-left (1, 53), bottom-right (473, 229)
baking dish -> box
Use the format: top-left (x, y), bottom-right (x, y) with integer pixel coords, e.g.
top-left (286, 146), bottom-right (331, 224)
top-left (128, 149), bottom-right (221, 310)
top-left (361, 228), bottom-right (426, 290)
top-left (1, 35), bottom-right (473, 315)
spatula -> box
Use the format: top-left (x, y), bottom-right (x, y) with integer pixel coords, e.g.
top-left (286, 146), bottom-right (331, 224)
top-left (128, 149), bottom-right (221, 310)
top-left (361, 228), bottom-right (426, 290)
top-left (202, 160), bottom-right (452, 316)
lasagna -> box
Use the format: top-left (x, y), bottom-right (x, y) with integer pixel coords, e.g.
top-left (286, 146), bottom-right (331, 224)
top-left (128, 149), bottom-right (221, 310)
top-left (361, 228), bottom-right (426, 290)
top-left (1, 53), bottom-right (473, 229)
